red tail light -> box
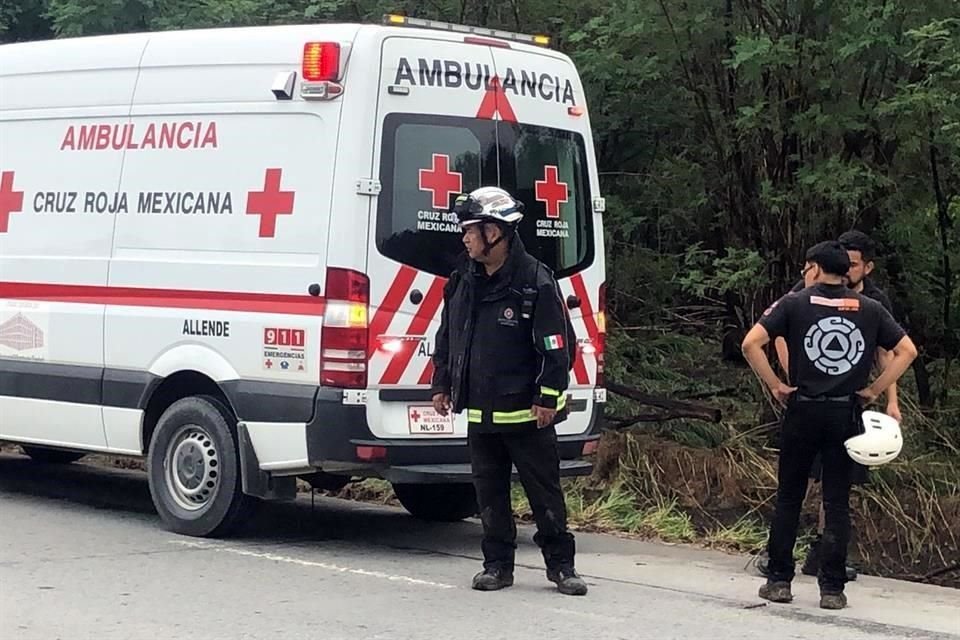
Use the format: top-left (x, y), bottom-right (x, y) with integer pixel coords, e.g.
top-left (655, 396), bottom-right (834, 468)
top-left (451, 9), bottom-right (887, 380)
top-left (596, 282), bottom-right (607, 386)
top-left (320, 268), bottom-right (369, 388)
top-left (302, 42), bottom-right (341, 82)
top-left (356, 445), bottom-right (387, 462)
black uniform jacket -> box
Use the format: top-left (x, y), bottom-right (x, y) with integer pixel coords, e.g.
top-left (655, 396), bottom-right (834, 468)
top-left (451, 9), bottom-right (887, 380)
top-left (430, 238), bottom-right (575, 432)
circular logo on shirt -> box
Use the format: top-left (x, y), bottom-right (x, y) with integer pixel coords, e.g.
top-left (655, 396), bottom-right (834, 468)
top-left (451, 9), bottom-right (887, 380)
top-left (503, 307), bottom-right (514, 320)
top-left (803, 316), bottom-right (865, 375)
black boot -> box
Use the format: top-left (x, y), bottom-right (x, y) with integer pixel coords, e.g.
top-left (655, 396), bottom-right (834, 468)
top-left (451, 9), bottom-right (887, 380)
top-left (758, 581), bottom-right (793, 603)
top-left (820, 591), bottom-right (848, 610)
top-left (547, 567), bottom-right (588, 596)
top-left (471, 567), bottom-right (514, 591)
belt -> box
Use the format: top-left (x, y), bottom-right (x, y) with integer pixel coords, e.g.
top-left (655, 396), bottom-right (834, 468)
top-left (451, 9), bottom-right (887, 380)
top-left (795, 394), bottom-right (856, 403)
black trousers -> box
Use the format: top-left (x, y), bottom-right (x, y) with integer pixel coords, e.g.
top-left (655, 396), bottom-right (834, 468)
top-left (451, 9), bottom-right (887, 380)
top-left (468, 425), bottom-right (575, 572)
top-left (767, 399), bottom-right (860, 593)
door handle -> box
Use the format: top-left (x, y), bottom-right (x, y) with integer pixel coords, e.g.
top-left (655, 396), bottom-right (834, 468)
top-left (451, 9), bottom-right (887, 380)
top-left (409, 289), bottom-right (424, 304)
top-left (566, 295), bottom-right (581, 309)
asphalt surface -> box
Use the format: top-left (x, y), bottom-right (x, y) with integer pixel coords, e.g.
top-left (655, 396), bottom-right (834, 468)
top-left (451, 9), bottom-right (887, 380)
top-left (0, 452), bottom-right (958, 640)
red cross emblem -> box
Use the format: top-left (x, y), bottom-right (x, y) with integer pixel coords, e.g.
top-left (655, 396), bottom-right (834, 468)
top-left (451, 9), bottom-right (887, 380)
top-left (265, 359), bottom-right (274, 368)
top-left (418, 154), bottom-right (462, 210)
top-left (0, 171), bottom-right (25, 234)
top-left (476, 76), bottom-right (517, 123)
top-left (246, 168), bottom-right (295, 238)
top-left (410, 410), bottom-right (422, 421)
top-left (535, 165), bottom-right (568, 219)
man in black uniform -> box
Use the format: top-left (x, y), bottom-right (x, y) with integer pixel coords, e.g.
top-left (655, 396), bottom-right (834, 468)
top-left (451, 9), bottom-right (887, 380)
top-left (430, 186), bottom-right (587, 596)
top-left (758, 230), bottom-right (900, 581)
top-left (742, 241), bottom-right (916, 609)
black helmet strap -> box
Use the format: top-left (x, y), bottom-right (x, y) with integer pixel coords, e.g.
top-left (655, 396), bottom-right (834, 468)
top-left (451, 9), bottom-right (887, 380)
top-left (480, 221), bottom-right (513, 256)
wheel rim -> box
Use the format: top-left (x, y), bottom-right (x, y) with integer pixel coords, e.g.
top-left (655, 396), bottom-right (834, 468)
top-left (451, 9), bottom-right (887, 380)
top-left (164, 424), bottom-right (220, 512)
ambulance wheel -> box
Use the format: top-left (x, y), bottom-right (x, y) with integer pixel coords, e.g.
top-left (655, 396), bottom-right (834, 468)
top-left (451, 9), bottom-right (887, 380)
top-left (392, 483), bottom-right (478, 522)
top-left (21, 446), bottom-right (86, 464)
top-left (147, 395), bottom-right (256, 537)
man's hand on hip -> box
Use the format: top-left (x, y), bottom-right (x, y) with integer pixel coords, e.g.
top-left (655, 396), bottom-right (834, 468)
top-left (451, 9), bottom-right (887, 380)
top-left (771, 382), bottom-right (798, 406)
top-left (532, 405), bottom-right (557, 428)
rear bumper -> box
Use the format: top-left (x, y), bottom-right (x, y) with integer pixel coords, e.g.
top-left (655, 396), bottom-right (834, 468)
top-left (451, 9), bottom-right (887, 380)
top-left (376, 460), bottom-right (594, 484)
top-left (303, 388), bottom-right (603, 483)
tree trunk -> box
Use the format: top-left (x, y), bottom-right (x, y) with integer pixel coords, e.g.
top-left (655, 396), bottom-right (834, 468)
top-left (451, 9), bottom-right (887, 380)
top-left (928, 123), bottom-right (956, 405)
top-left (913, 356), bottom-right (933, 409)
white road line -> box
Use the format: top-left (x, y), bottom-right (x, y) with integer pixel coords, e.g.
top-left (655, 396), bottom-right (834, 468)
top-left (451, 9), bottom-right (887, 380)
top-left (168, 540), bottom-right (457, 589)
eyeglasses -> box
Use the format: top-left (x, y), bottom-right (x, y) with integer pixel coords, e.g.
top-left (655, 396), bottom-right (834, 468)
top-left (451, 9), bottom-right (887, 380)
top-left (801, 265), bottom-right (814, 277)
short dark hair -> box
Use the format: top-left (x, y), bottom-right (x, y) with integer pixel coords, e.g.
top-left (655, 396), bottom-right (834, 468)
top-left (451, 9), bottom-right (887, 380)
top-left (838, 230), bottom-right (876, 262)
top-left (806, 241), bottom-right (851, 277)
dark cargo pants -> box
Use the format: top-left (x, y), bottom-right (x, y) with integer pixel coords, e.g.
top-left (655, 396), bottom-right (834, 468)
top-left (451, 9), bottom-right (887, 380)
top-left (468, 424), bottom-right (575, 572)
top-left (767, 398), bottom-right (861, 593)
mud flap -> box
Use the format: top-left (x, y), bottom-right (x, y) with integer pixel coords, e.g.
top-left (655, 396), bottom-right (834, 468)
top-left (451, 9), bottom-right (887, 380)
top-left (237, 422), bottom-right (297, 501)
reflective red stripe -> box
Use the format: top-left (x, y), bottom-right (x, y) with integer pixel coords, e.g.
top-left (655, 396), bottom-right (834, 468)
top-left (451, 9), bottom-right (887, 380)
top-left (417, 360), bottom-right (434, 386)
top-left (366, 265), bottom-right (417, 358)
top-left (0, 281), bottom-right (326, 315)
top-left (569, 274), bottom-right (598, 385)
top-left (571, 348), bottom-right (590, 385)
top-left (380, 276), bottom-right (446, 385)
top-left (570, 274), bottom-right (599, 339)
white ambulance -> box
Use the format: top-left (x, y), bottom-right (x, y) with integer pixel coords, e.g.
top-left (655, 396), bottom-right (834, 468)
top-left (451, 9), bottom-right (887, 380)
top-left (0, 16), bottom-right (606, 536)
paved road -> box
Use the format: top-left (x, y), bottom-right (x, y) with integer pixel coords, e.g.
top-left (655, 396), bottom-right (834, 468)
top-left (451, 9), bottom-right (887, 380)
top-left (0, 453), bottom-right (957, 640)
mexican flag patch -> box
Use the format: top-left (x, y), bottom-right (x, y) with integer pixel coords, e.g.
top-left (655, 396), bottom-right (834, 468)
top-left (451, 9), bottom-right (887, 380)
top-left (543, 334), bottom-right (565, 350)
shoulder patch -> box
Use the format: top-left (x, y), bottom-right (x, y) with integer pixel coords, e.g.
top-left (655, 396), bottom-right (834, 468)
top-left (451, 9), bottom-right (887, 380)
top-left (543, 334), bottom-right (565, 350)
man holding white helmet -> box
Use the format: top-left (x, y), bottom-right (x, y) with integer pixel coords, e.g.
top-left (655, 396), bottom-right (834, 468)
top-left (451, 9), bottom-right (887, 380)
top-left (741, 241), bottom-right (917, 610)
top-left (430, 186), bottom-right (586, 596)
top-left (758, 230), bottom-right (897, 581)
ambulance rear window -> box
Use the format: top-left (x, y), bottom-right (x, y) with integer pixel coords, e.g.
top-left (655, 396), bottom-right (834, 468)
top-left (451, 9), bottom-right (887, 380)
top-left (376, 114), bottom-right (594, 278)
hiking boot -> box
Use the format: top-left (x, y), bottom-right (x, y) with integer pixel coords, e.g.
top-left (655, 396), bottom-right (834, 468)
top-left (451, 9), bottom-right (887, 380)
top-left (820, 592), bottom-right (847, 610)
top-left (758, 581), bottom-right (793, 604)
top-left (547, 567), bottom-right (588, 596)
top-left (471, 568), bottom-right (514, 591)
top-left (801, 537), bottom-right (858, 581)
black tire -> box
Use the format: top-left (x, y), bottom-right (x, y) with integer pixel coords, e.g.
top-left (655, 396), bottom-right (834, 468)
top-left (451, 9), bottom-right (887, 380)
top-left (21, 446), bottom-right (86, 464)
top-left (146, 395), bottom-right (256, 537)
top-left (392, 483), bottom-right (478, 522)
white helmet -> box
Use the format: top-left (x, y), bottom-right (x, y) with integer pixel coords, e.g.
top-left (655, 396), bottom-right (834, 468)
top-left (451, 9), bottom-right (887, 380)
top-left (844, 411), bottom-right (903, 466)
top-left (452, 186), bottom-right (524, 227)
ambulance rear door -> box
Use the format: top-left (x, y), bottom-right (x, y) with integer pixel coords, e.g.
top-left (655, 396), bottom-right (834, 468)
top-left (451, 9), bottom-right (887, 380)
top-left (366, 36), bottom-right (499, 441)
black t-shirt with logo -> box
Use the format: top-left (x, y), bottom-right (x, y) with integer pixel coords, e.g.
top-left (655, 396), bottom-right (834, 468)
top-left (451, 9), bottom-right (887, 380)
top-left (760, 283), bottom-right (906, 397)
